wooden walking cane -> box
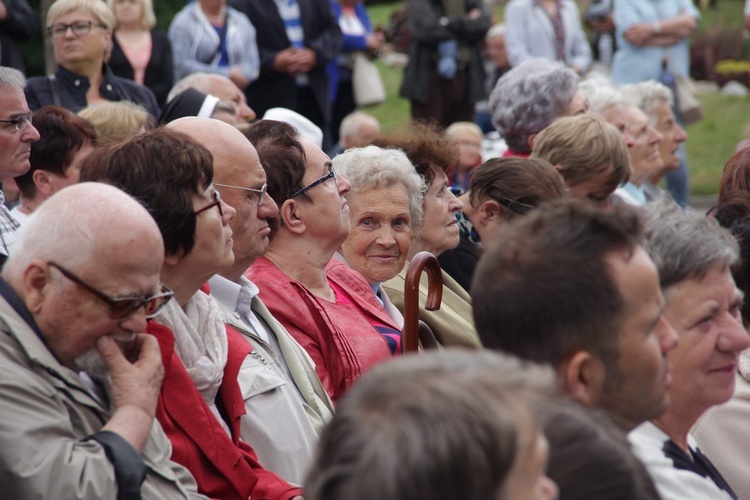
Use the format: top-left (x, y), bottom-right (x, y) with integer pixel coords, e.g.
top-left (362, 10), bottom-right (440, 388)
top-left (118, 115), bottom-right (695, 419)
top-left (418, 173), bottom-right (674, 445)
top-left (402, 251), bottom-right (443, 353)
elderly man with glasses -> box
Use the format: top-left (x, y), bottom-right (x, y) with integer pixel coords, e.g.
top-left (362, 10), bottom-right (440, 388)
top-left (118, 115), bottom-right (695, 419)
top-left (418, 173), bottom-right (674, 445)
top-left (0, 67), bottom-right (40, 259)
top-left (168, 116), bottom-right (334, 485)
top-left (0, 182), bottom-right (209, 498)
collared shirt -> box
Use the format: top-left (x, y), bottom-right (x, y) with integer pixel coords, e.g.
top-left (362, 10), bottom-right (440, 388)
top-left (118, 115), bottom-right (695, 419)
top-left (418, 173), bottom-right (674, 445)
top-left (614, 182), bottom-right (647, 206)
top-left (0, 191), bottom-right (19, 256)
top-left (208, 274), bottom-right (298, 387)
top-left (210, 274), bottom-right (270, 343)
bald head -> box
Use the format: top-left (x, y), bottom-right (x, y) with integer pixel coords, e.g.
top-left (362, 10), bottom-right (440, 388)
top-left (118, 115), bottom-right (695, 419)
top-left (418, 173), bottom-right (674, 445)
top-left (167, 117), bottom-right (255, 184)
top-left (167, 117), bottom-right (279, 280)
top-left (168, 73), bottom-right (256, 121)
top-left (5, 183), bottom-right (164, 284)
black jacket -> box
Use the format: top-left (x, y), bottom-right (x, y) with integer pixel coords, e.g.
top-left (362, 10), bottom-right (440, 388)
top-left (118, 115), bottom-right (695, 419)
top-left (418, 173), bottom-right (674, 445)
top-left (25, 64), bottom-right (160, 118)
top-left (230, 0), bottom-right (342, 122)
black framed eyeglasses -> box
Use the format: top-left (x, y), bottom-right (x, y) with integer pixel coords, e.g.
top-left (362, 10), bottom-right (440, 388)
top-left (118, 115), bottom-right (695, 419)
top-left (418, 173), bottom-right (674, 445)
top-left (288, 164), bottom-right (337, 199)
top-left (0, 111), bottom-right (32, 132)
top-left (48, 262), bottom-right (173, 320)
top-left (214, 182), bottom-right (267, 207)
top-left (194, 189), bottom-right (224, 217)
top-left (496, 198), bottom-right (535, 215)
top-left (47, 21), bottom-right (107, 39)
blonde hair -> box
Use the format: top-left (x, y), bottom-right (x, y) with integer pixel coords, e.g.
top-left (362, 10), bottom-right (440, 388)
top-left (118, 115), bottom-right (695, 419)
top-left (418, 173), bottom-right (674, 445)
top-left (531, 114), bottom-right (630, 191)
top-left (445, 121), bottom-right (482, 141)
top-left (78, 101), bottom-right (152, 139)
top-left (108, 0), bottom-right (156, 30)
top-left (48, 0), bottom-right (115, 62)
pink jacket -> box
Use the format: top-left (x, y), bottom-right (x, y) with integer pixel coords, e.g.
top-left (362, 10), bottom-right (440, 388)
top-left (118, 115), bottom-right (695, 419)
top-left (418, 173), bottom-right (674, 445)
top-left (246, 257), bottom-right (399, 402)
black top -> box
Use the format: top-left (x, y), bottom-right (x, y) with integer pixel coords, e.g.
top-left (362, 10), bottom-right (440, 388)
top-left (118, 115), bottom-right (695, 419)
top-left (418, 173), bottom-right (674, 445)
top-left (662, 439), bottom-right (737, 500)
top-left (109, 30), bottom-right (174, 108)
top-left (25, 64), bottom-right (160, 118)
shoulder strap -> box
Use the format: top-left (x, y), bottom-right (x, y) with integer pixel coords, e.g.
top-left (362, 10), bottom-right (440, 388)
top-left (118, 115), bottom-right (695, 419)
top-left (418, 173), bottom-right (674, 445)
top-left (47, 75), bottom-right (61, 106)
top-left (208, 16), bottom-right (230, 63)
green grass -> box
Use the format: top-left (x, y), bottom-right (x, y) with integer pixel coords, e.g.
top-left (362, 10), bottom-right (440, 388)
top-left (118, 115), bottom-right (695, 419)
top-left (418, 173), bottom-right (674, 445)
top-left (685, 93), bottom-right (748, 196)
top-left (356, 2), bottom-right (410, 130)
top-left (361, 1), bottom-right (750, 197)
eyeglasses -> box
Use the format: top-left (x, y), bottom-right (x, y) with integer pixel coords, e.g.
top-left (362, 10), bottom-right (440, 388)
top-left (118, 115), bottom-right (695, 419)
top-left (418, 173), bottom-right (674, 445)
top-left (0, 111), bottom-right (33, 132)
top-left (214, 182), bottom-right (267, 207)
top-left (47, 21), bottom-right (107, 39)
top-left (288, 164), bottom-right (336, 199)
top-left (496, 198), bottom-right (535, 215)
top-left (194, 189), bottom-right (224, 217)
top-left (48, 261), bottom-right (173, 319)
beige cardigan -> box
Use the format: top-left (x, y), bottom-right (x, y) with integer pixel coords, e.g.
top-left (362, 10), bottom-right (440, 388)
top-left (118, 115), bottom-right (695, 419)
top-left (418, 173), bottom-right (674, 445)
top-left (383, 266), bottom-right (482, 348)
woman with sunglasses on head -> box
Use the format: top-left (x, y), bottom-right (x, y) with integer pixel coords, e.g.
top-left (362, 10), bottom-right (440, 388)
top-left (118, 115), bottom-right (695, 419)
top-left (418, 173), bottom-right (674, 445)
top-left (441, 156), bottom-right (565, 292)
top-left (25, 0), bottom-right (159, 118)
top-left (79, 129), bottom-right (302, 500)
top-left (459, 157), bottom-right (566, 251)
top-left (244, 120), bottom-right (402, 403)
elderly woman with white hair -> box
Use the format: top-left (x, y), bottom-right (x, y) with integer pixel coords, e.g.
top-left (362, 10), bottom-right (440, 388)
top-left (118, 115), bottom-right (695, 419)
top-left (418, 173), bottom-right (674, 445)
top-left (25, 0), bottom-right (159, 116)
top-left (578, 79), bottom-right (634, 147)
top-left (621, 81), bottom-right (688, 200)
top-left (332, 145), bottom-right (425, 328)
top-left (489, 59), bottom-right (587, 157)
top-left (629, 199), bottom-right (748, 500)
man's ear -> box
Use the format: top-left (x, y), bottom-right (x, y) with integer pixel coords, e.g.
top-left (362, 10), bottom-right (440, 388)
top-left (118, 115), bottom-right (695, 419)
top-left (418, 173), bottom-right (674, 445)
top-left (33, 170), bottom-right (55, 199)
top-left (560, 350), bottom-right (605, 408)
top-left (22, 261), bottom-right (52, 314)
top-left (279, 199), bottom-right (306, 235)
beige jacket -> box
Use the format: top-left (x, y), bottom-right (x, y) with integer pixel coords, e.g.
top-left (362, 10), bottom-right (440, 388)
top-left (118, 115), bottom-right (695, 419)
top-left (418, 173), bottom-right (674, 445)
top-left (0, 293), bottom-right (206, 499)
top-left (213, 289), bottom-right (334, 484)
top-left (383, 267), bottom-right (482, 348)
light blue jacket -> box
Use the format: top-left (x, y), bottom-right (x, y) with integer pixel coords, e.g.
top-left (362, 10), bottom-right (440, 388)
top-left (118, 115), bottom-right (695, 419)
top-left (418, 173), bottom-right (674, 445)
top-left (611, 0), bottom-right (699, 84)
top-left (505, 0), bottom-right (592, 72)
top-left (169, 3), bottom-right (260, 83)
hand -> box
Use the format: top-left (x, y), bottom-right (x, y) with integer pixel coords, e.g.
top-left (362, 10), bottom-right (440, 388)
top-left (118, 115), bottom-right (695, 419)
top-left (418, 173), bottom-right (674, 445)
top-left (230, 67), bottom-right (249, 90)
top-left (366, 33), bottom-right (384, 51)
top-left (273, 48), bottom-right (300, 74)
top-left (290, 47), bottom-right (317, 73)
top-left (467, 8), bottom-right (482, 20)
top-left (623, 22), bottom-right (655, 46)
top-left (98, 333), bottom-right (164, 419)
top-left (589, 16), bottom-right (614, 31)
top-left (0, 1), bottom-right (7, 21)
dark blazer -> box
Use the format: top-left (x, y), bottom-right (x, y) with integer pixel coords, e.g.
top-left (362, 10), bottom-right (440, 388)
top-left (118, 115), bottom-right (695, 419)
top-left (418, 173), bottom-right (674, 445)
top-left (109, 30), bottom-right (174, 108)
top-left (230, 0), bottom-right (342, 122)
top-left (399, 0), bottom-right (490, 105)
top-left (25, 64), bottom-right (160, 118)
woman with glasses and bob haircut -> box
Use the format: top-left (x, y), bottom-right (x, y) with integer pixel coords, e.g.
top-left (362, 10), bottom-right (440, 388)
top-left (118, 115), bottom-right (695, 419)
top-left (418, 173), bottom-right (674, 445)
top-left (25, 0), bottom-right (159, 118)
top-left (244, 120), bottom-right (402, 403)
top-left (79, 129), bottom-right (301, 500)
